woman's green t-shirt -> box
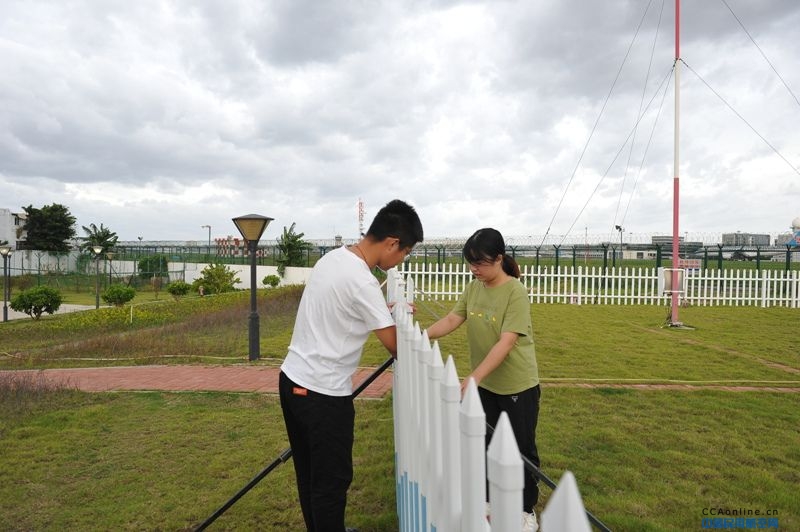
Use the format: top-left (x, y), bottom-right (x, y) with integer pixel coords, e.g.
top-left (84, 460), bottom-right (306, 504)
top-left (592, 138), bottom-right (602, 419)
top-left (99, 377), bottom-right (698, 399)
top-left (452, 278), bottom-right (538, 394)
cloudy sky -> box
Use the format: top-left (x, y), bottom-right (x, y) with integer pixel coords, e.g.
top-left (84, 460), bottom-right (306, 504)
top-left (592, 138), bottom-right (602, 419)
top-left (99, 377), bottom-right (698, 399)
top-left (2, 0), bottom-right (799, 245)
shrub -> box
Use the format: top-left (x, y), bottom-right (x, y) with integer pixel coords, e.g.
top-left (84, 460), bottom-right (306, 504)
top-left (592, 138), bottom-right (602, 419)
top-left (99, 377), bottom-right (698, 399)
top-left (166, 280), bottom-right (192, 300)
top-left (10, 286), bottom-right (63, 320)
top-left (262, 274), bottom-right (280, 288)
top-left (192, 262), bottom-right (240, 294)
top-left (102, 284), bottom-right (136, 307)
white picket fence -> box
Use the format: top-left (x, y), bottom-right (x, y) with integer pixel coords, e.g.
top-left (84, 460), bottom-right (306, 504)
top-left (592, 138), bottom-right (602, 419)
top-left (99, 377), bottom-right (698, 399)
top-left (387, 270), bottom-right (593, 532)
top-left (398, 263), bottom-right (800, 308)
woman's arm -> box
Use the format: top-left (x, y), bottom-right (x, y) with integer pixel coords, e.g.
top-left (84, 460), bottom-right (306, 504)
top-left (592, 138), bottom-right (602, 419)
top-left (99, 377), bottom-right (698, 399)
top-left (460, 331), bottom-right (519, 394)
top-left (426, 312), bottom-right (466, 340)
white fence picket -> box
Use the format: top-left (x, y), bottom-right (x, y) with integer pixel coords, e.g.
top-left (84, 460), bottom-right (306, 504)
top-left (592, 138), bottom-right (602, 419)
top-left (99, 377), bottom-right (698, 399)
top-left (540, 471), bottom-right (593, 532)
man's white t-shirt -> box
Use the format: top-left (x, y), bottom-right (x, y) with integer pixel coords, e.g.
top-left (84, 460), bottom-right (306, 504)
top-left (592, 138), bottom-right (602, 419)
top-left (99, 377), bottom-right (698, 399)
top-left (281, 246), bottom-right (394, 396)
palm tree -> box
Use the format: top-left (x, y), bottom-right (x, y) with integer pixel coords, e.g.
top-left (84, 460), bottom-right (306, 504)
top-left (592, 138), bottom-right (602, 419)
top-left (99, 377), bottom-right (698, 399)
top-left (79, 223), bottom-right (119, 254)
top-left (276, 223), bottom-right (313, 276)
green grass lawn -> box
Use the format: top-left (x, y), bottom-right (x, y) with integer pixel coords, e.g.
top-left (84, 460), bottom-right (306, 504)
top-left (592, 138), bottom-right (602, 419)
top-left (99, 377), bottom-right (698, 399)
top-left (0, 288), bottom-right (798, 530)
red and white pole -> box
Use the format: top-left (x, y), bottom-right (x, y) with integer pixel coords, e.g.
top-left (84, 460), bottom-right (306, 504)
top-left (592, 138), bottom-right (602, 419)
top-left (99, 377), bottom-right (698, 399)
top-left (671, 0), bottom-right (681, 325)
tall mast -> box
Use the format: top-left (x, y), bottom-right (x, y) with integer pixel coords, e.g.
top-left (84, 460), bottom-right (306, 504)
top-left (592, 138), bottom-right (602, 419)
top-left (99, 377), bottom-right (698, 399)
top-left (670, 0), bottom-right (682, 325)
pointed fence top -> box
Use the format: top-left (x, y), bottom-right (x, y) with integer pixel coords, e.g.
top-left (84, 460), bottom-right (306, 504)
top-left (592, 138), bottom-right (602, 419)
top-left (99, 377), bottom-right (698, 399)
top-left (541, 471), bottom-right (592, 532)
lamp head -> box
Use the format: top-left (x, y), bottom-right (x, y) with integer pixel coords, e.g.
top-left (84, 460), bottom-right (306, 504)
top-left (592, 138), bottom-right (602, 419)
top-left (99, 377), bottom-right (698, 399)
top-left (0, 245), bottom-right (11, 257)
top-left (232, 214), bottom-right (273, 244)
top-left (91, 245), bottom-right (103, 255)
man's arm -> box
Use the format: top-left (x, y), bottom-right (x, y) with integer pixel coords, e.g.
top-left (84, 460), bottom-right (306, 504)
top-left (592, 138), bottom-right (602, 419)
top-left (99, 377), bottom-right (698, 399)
top-left (373, 325), bottom-right (398, 358)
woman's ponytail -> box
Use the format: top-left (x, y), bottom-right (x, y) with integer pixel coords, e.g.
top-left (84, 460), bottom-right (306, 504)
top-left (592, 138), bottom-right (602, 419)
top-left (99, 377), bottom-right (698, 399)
top-left (501, 254), bottom-right (520, 278)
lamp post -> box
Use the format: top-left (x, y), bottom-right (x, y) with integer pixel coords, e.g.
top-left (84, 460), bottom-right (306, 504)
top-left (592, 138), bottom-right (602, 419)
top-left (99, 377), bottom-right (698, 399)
top-left (232, 214), bottom-right (273, 361)
top-left (615, 225), bottom-right (624, 264)
top-left (201, 224), bottom-right (211, 248)
top-left (91, 246), bottom-right (103, 309)
top-left (0, 245), bottom-right (12, 322)
top-left (106, 252), bottom-right (115, 284)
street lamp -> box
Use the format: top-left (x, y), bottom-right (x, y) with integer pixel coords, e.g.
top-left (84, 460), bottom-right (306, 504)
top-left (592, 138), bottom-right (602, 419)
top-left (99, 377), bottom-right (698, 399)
top-left (0, 245), bottom-right (12, 322)
top-left (201, 225), bottom-right (211, 248)
top-left (106, 252), bottom-right (115, 284)
top-left (91, 246), bottom-right (103, 309)
top-left (615, 225), bottom-right (624, 264)
top-left (232, 214), bottom-right (273, 361)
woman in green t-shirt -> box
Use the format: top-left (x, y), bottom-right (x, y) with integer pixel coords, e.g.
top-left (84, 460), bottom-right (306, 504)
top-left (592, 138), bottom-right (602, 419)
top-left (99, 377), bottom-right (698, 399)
top-left (426, 227), bottom-right (540, 532)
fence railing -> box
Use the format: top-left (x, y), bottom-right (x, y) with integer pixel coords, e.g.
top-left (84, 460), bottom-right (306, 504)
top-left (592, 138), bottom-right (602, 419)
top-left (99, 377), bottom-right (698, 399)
top-left (398, 263), bottom-right (800, 308)
top-left (388, 270), bottom-right (597, 531)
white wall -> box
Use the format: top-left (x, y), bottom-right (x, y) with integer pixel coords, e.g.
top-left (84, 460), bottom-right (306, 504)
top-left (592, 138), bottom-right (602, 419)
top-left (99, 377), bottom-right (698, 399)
top-left (182, 263), bottom-right (312, 288)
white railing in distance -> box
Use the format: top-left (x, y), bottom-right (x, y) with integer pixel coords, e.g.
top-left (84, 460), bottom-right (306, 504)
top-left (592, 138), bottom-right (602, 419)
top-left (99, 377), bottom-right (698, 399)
top-left (397, 263), bottom-right (799, 308)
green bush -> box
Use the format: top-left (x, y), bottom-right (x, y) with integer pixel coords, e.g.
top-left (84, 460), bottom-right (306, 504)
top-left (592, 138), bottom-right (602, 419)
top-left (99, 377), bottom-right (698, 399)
top-left (191, 262), bottom-right (240, 294)
top-left (101, 284), bottom-right (136, 307)
top-left (166, 281), bottom-right (192, 300)
top-left (9, 286), bottom-right (63, 320)
top-left (262, 274), bottom-right (280, 288)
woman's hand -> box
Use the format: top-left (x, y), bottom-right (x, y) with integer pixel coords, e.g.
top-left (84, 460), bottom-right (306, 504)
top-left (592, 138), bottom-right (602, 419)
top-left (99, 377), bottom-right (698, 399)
top-left (388, 302), bottom-right (417, 314)
top-left (460, 374), bottom-right (480, 397)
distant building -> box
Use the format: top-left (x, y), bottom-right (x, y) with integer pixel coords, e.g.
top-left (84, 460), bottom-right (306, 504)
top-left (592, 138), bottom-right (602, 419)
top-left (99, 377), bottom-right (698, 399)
top-left (651, 235), bottom-right (683, 246)
top-left (650, 235), bottom-right (703, 255)
top-left (722, 232), bottom-right (770, 247)
top-left (0, 208), bottom-right (26, 248)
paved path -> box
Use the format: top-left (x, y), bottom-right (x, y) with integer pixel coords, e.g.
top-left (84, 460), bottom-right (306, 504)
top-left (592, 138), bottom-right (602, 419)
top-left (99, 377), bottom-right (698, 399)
top-left (0, 365), bottom-right (394, 399)
top-left (2, 302), bottom-right (97, 321)
top-left (3, 365), bottom-right (797, 396)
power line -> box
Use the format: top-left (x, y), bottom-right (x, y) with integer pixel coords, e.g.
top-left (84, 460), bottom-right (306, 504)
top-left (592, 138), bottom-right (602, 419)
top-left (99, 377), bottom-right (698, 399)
top-left (620, 66), bottom-right (673, 229)
top-left (615, 0), bottom-right (668, 232)
top-left (719, 0), bottom-right (800, 110)
top-left (682, 60), bottom-right (800, 177)
top-left (558, 65), bottom-right (675, 247)
top-left (539, 0), bottom-right (656, 247)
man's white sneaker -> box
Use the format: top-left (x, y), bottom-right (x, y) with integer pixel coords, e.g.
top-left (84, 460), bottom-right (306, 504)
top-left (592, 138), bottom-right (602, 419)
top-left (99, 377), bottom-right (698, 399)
top-left (522, 510), bottom-right (539, 532)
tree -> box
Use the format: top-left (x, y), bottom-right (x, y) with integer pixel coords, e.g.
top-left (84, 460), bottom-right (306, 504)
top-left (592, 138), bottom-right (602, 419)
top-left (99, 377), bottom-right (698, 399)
top-left (10, 286), bottom-right (63, 320)
top-left (22, 204), bottom-right (77, 252)
top-left (276, 223), bottom-right (313, 277)
top-left (102, 285), bottom-right (136, 307)
top-left (80, 223), bottom-right (119, 254)
top-left (192, 262), bottom-right (240, 294)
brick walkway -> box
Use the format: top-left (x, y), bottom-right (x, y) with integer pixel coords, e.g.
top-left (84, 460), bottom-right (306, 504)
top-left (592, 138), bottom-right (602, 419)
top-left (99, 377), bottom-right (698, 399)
top-left (3, 366), bottom-right (796, 396)
top-left (1, 365), bottom-right (394, 398)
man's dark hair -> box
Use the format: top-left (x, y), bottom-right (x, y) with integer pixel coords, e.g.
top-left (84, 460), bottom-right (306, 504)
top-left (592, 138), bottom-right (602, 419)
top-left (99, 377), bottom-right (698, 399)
top-left (366, 199), bottom-right (424, 248)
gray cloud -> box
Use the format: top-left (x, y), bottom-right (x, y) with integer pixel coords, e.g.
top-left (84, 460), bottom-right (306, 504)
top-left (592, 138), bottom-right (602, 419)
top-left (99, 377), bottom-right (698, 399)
top-left (1, 0), bottom-right (798, 243)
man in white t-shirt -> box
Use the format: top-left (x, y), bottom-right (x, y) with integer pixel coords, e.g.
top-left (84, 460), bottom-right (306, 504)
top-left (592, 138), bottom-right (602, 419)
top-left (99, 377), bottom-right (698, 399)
top-left (280, 199), bottom-right (423, 532)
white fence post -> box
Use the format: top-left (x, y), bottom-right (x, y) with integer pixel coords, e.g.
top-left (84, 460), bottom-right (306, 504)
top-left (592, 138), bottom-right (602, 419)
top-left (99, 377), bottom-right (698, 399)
top-left (487, 412), bottom-right (523, 532)
top-left (428, 341), bottom-right (445, 529)
top-left (440, 356), bottom-right (462, 531)
top-left (460, 378), bottom-right (487, 532)
top-left (540, 471), bottom-right (592, 532)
